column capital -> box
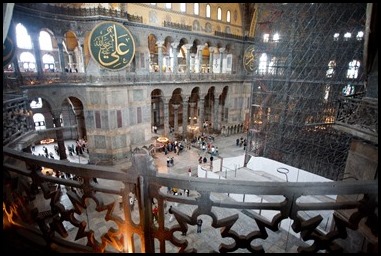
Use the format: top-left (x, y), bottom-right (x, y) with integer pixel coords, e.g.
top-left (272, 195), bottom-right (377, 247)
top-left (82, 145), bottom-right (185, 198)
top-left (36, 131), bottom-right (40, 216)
top-left (162, 96), bottom-right (171, 103)
top-left (50, 108), bottom-right (62, 118)
top-left (197, 44), bottom-right (204, 51)
top-left (183, 95), bottom-right (191, 102)
top-left (209, 46), bottom-right (216, 53)
top-left (77, 36), bottom-right (85, 45)
top-left (156, 41), bottom-right (165, 46)
top-left (55, 36), bottom-right (64, 44)
top-left (171, 41), bottom-right (180, 48)
top-left (219, 47), bottom-right (226, 53)
top-left (183, 43), bottom-right (193, 50)
top-left (28, 27), bottom-right (41, 37)
top-left (172, 103), bottom-right (180, 109)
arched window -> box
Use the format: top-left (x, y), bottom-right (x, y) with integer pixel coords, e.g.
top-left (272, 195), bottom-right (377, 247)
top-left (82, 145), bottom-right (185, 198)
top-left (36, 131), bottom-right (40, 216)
top-left (273, 33), bottom-right (280, 42)
top-left (326, 60), bottom-right (336, 78)
top-left (333, 33), bottom-right (340, 41)
top-left (42, 53), bottom-right (55, 72)
top-left (263, 34), bottom-right (270, 43)
top-left (180, 3), bottom-right (186, 13)
top-left (344, 32), bottom-right (351, 41)
top-left (33, 113), bottom-right (46, 131)
top-left (206, 4), bottom-right (211, 18)
top-left (19, 52), bottom-right (36, 72)
top-left (194, 3), bottom-right (199, 15)
top-left (268, 57), bottom-right (277, 75)
top-left (15, 23), bottom-right (32, 49)
top-left (342, 84), bottom-right (355, 96)
top-left (226, 10), bottom-right (231, 23)
top-left (356, 31), bottom-right (364, 41)
top-left (346, 60), bottom-right (360, 79)
top-left (30, 97), bottom-right (43, 109)
top-left (39, 31), bottom-right (53, 51)
top-left (217, 7), bottom-right (222, 20)
top-left (258, 53), bottom-right (268, 75)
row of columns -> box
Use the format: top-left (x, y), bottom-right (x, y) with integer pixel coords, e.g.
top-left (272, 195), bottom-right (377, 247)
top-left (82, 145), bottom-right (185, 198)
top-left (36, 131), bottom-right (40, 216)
top-left (154, 41), bottom-right (227, 75)
top-left (161, 95), bottom-right (223, 137)
top-left (15, 28), bottom-right (84, 78)
top-left (17, 28), bottom-right (226, 76)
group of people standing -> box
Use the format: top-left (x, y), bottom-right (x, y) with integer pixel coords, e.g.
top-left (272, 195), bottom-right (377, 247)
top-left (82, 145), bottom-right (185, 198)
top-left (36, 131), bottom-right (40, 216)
top-left (236, 137), bottom-right (247, 150)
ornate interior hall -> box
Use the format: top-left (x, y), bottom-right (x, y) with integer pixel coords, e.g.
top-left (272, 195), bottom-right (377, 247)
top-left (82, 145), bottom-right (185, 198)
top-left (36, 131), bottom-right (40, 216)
top-left (3, 3), bottom-right (378, 253)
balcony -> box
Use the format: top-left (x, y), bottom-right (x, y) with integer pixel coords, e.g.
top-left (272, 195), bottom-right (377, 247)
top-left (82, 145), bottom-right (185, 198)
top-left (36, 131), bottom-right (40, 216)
top-left (2, 131), bottom-right (378, 253)
top-left (333, 95), bottom-right (378, 144)
top-left (3, 72), bottom-right (244, 88)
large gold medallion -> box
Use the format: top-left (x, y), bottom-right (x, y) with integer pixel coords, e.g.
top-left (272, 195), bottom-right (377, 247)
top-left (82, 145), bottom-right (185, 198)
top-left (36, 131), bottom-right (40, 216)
top-left (3, 36), bottom-right (15, 67)
top-left (89, 22), bottom-right (135, 70)
top-left (243, 45), bottom-right (255, 72)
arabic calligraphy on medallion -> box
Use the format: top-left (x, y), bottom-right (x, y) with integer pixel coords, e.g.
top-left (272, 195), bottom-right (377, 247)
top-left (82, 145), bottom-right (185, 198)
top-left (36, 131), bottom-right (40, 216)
top-left (3, 36), bottom-right (15, 67)
top-left (243, 45), bottom-right (255, 72)
top-left (89, 22), bottom-right (135, 70)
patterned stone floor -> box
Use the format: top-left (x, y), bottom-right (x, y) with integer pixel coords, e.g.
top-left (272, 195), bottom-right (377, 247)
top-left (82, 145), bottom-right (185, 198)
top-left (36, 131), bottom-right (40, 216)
top-left (25, 132), bottom-right (318, 253)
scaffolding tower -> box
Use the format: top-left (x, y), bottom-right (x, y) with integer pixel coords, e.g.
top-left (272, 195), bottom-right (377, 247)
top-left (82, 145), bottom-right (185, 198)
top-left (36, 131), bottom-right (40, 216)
top-left (247, 3), bottom-right (367, 180)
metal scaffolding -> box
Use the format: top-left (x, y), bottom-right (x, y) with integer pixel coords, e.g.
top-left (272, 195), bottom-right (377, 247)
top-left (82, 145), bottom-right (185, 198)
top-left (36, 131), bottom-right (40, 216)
top-left (247, 3), bottom-right (367, 180)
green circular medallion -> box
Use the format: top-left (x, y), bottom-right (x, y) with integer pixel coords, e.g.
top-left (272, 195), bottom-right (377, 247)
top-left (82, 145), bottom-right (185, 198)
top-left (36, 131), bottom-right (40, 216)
top-left (3, 36), bottom-right (15, 67)
top-left (243, 45), bottom-right (255, 72)
top-left (89, 22), bottom-right (135, 70)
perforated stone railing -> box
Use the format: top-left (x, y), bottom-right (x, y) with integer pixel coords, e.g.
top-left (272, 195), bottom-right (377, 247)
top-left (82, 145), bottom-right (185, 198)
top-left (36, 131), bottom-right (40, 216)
top-left (3, 143), bottom-right (378, 253)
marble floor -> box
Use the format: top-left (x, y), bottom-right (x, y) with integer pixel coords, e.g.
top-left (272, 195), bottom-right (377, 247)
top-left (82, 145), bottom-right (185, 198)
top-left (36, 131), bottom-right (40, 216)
top-left (24, 133), bottom-right (314, 253)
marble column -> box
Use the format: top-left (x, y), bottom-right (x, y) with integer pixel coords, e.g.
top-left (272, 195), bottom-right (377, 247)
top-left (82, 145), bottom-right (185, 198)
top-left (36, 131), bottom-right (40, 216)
top-left (213, 95), bottom-right (219, 130)
top-left (182, 99), bottom-right (189, 138)
top-left (219, 47), bottom-right (225, 74)
top-left (218, 103), bottom-right (223, 127)
top-left (51, 109), bottom-right (67, 160)
top-left (208, 47), bottom-right (215, 73)
top-left (198, 98), bottom-right (205, 131)
top-left (77, 37), bottom-right (85, 73)
top-left (197, 44), bottom-right (204, 73)
top-left (171, 41), bottom-right (179, 74)
top-left (73, 107), bottom-right (86, 140)
top-left (30, 30), bottom-right (43, 77)
top-left (189, 102), bottom-right (196, 126)
top-left (56, 37), bottom-right (66, 73)
top-left (163, 97), bottom-right (170, 137)
top-left (12, 57), bottom-right (22, 78)
top-left (184, 44), bottom-right (192, 75)
top-left (157, 41), bottom-right (164, 74)
top-left (172, 103), bottom-right (180, 133)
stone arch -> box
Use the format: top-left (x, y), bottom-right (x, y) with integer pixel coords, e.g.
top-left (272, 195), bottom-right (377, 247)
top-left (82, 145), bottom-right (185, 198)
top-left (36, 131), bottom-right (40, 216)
top-left (64, 96), bottom-right (86, 140)
top-left (168, 88), bottom-right (184, 133)
top-left (151, 89), bottom-right (164, 129)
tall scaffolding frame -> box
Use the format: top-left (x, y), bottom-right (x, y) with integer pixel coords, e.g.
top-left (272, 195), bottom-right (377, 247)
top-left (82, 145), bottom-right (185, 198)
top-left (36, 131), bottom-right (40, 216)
top-left (247, 3), bottom-right (367, 180)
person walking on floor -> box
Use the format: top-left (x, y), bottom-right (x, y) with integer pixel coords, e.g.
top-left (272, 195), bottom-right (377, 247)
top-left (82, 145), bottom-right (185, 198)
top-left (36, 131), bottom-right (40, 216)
top-left (168, 205), bottom-right (174, 222)
top-left (197, 218), bottom-right (203, 233)
top-left (188, 167), bottom-right (192, 177)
